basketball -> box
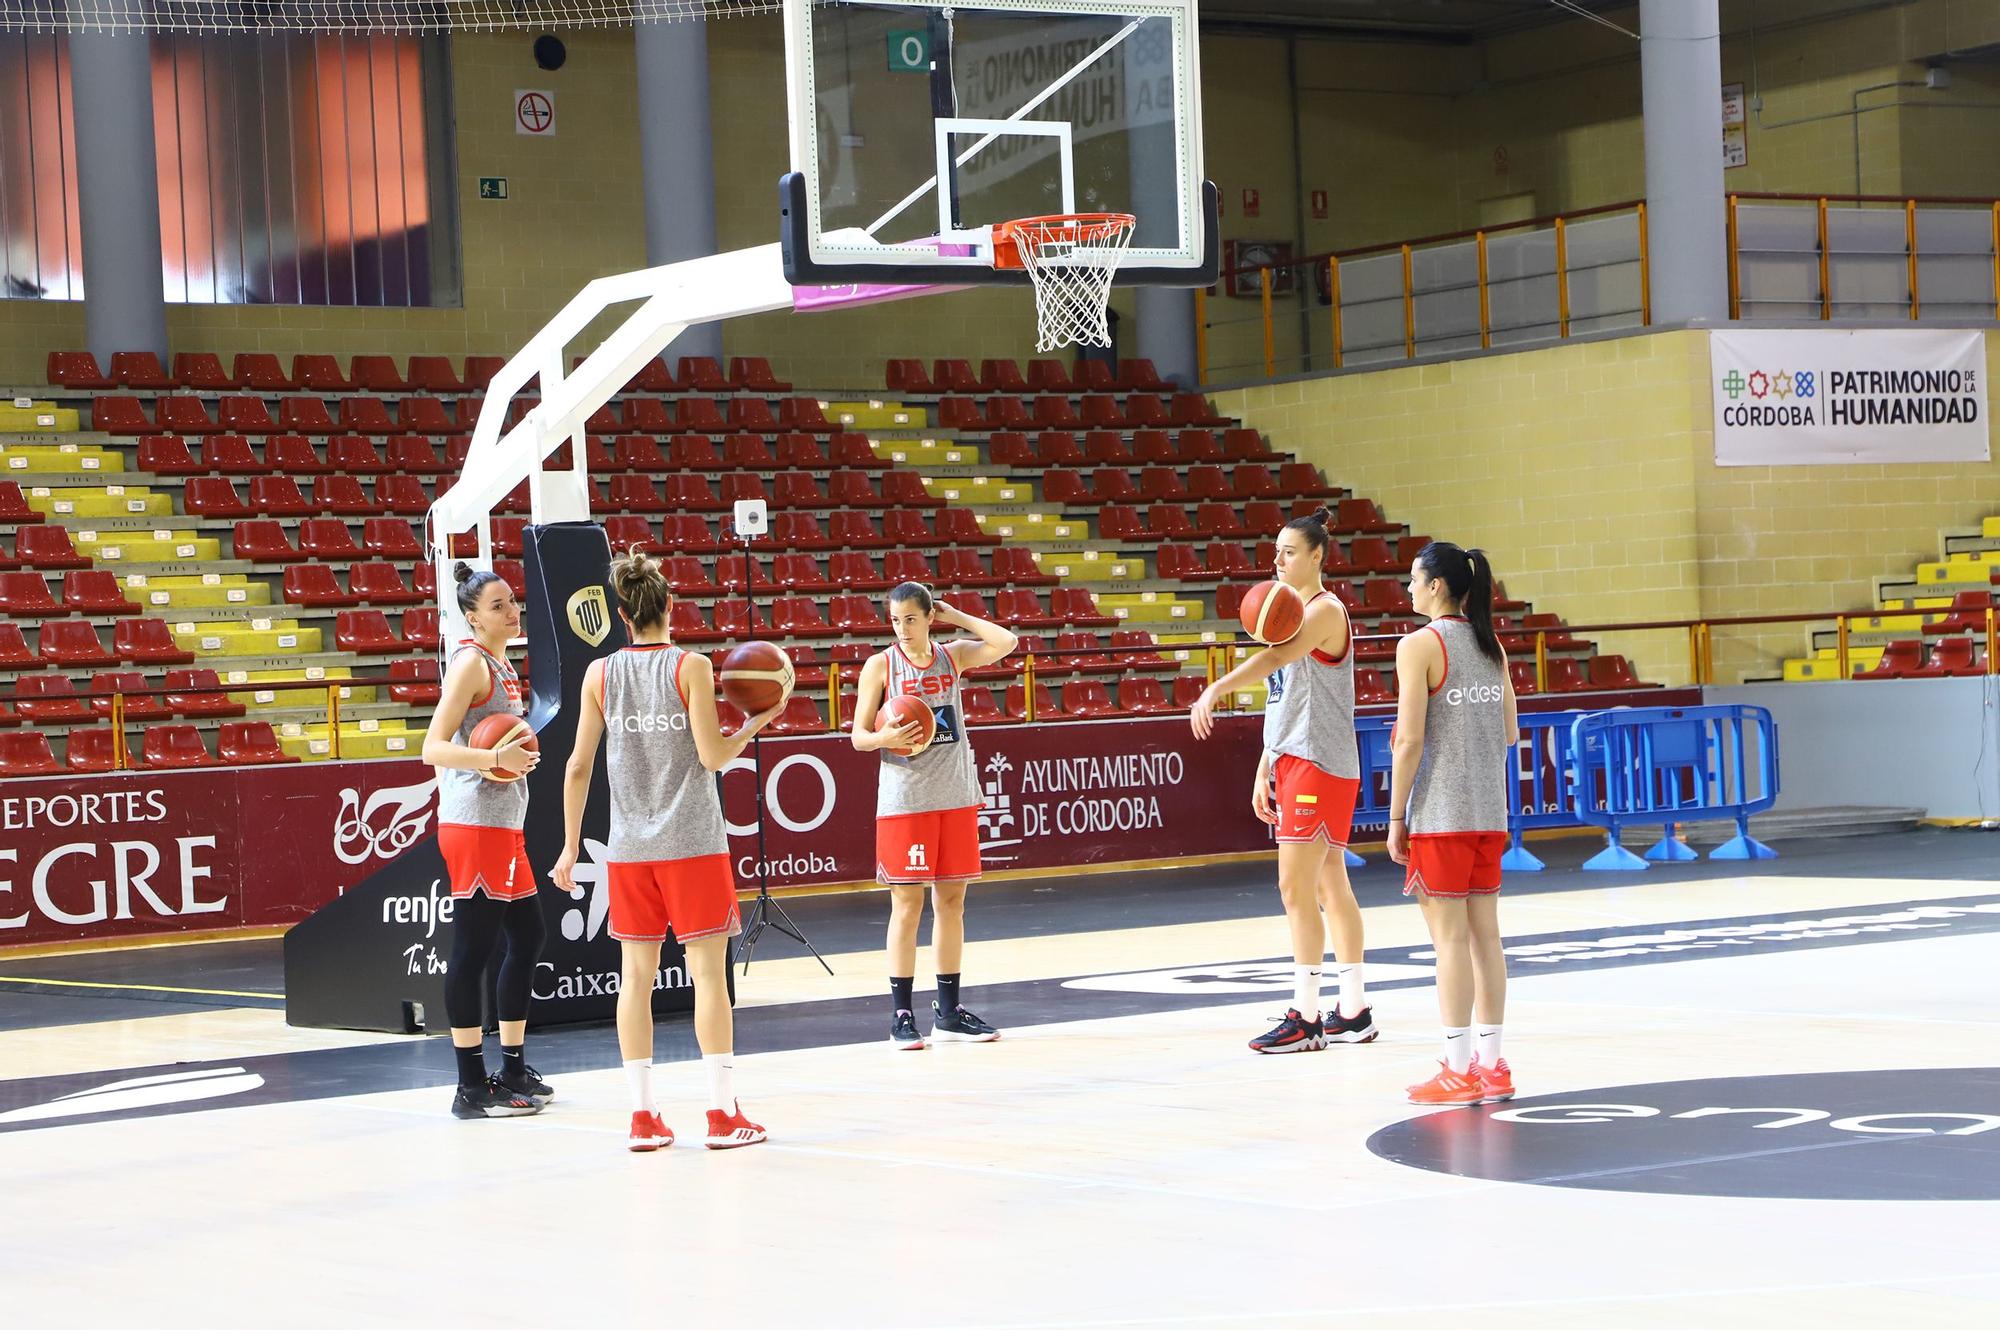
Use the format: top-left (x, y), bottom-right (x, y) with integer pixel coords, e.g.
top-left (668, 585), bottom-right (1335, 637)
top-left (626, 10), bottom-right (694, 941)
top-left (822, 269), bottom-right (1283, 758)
top-left (468, 712), bottom-right (537, 783)
top-left (875, 694), bottom-right (936, 757)
top-left (719, 641), bottom-right (795, 712)
top-left (1238, 580), bottom-right (1306, 645)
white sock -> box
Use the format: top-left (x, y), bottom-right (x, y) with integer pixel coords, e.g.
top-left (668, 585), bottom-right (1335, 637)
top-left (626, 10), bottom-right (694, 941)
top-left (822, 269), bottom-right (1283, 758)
top-left (1442, 1027), bottom-right (1472, 1074)
top-left (703, 1053), bottom-right (735, 1114)
top-left (1476, 1024), bottom-right (1503, 1068)
top-left (1292, 965), bottom-right (1321, 1021)
top-left (624, 1058), bottom-right (655, 1114)
top-left (1331, 962), bottom-right (1365, 1019)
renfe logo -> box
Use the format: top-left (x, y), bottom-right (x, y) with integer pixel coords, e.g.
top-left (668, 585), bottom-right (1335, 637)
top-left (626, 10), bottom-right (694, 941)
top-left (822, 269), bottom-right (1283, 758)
top-left (1369, 1067), bottom-right (2000, 1201)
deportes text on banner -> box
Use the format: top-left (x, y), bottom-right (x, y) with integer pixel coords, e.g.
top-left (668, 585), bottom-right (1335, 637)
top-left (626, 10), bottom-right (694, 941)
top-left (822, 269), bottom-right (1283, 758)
top-left (1710, 328), bottom-right (1989, 467)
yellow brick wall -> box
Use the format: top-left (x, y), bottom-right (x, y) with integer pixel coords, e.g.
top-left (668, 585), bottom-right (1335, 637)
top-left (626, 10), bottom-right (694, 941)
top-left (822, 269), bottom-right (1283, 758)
top-left (1215, 328), bottom-right (2000, 686)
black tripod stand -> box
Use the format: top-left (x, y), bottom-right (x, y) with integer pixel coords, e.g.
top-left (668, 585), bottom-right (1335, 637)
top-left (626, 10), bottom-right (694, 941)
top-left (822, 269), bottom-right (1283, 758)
top-left (730, 510), bottom-right (831, 976)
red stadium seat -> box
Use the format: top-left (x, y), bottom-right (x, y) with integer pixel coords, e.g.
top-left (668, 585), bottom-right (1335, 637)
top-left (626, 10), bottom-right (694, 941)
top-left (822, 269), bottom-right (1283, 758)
top-left (313, 474), bottom-right (380, 516)
top-left (773, 472), bottom-right (825, 508)
top-left (730, 357), bottom-right (791, 392)
top-left (48, 351), bottom-right (112, 389)
top-left (1356, 669), bottom-right (1396, 705)
top-left (881, 471), bottom-right (941, 508)
top-left (0, 571), bottom-right (64, 616)
top-left (1074, 361), bottom-right (1117, 392)
top-left (725, 433), bottom-right (779, 470)
top-left (1587, 655), bottom-right (1656, 689)
top-left (1546, 658), bottom-right (1592, 693)
top-left (727, 398), bottom-right (778, 433)
top-left (87, 671), bottom-right (169, 721)
top-left (266, 434), bottom-right (328, 473)
top-left (987, 432), bottom-right (1033, 467)
top-left (1912, 638), bottom-right (1983, 677)
top-left (217, 396), bottom-right (278, 434)
top-left (200, 435), bottom-right (266, 473)
top-left (246, 475), bottom-right (315, 518)
top-left (91, 396), bottom-right (152, 434)
top-left (406, 355), bottom-right (464, 394)
top-left (712, 601), bottom-right (771, 639)
top-left (607, 475), bottom-right (670, 513)
top-left (232, 520), bottom-right (300, 563)
top-left (18, 526), bottom-right (91, 569)
top-left (299, 519), bottom-right (364, 562)
top-left (720, 474), bottom-right (771, 510)
top-left (336, 609), bottom-right (408, 654)
top-left (927, 359), bottom-right (975, 393)
top-left (1922, 592), bottom-right (1994, 636)
top-left (1025, 359), bottom-right (1072, 392)
top-left (63, 727), bottom-right (119, 772)
top-left (831, 433), bottom-right (891, 469)
top-left (38, 620), bottom-right (114, 666)
top-left (218, 720), bottom-right (298, 765)
top-left (284, 563), bottom-right (357, 607)
top-left (345, 355), bottom-right (405, 393)
top-left (773, 554), bottom-right (830, 591)
top-left (665, 475), bottom-right (724, 512)
top-left (677, 398), bottom-right (728, 432)
top-left (1061, 680), bottom-right (1124, 718)
top-left (885, 359), bottom-right (934, 393)
top-left (669, 601), bottom-right (720, 643)
top-left (164, 668), bottom-right (244, 717)
top-left (619, 399), bottom-right (674, 434)
top-left (0, 482), bottom-right (45, 524)
top-left (337, 397), bottom-right (397, 435)
top-left (389, 657), bottom-right (443, 705)
top-left (0, 623), bottom-right (40, 670)
top-left (1089, 468), bottom-right (1140, 505)
top-left (1123, 394), bottom-right (1173, 428)
top-left (14, 675), bottom-right (91, 723)
top-left (773, 596), bottom-right (839, 638)
top-left (396, 397), bottom-right (453, 434)
top-left (936, 508), bottom-right (999, 546)
top-left (233, 354), bottom-right (294, 390)
top-left (1156, 544), bottom-right (1207, 581)
top-left (383, 436), bottom-right (445, 472)
top-left (375, 475), bottom-right (431, 515)
top-left (1119, 359), bottom-right (1167, 390)
top-left (1100, 505), bottom-right (1148, 541)
top-left (115, 617), bottom-right (195, 664)
top-left (1175, 430), bottom-right (1222, 463)
top-left (828, 595), bottom-right (885, 633)
top-left (62, 571), bottom-right (139, 615)
top-left (883, 510), bottom-right (934, 546)
top-left (1112, 631), bottom-right (1175, 672)
top-left (1171, 392), bottom-right (1223, 426)
top-left (985, 396), bottom-right (1034, 430)
top-left (490, 517), bottom-right (527, 555)
top-left (155, 397), bottom-right (218, 434)
top-left (1130, 430), bottom-right (1175, 463)
top-left (1053, 587), bottom-right (1116, 627)
top-left (777, 433), bottom-right (830, 468)
top-left (1362, 580), bottom-right (1414, 616)
top-left (961, 685), bottom-right (1007, 725)
top-left (765, 695), bottom-right (825, 735)
top-left (617, 435), bottom-right (671, 471)
top-left (1080, 395), bottom-right (1126, 429)
top-left (138, 435), bottom-right (202, 475)
top-left (349, 562), bottom-right (422, 605)
top-left (936, 397), bottom-right (988, 431)
top-left (1334, 498), bottom-right (1398, 534)
top-left (678, 356), bottom-right (731, 392)
top-left (142, 724), bottom-right (219, 768)
top-left (111, 351), bottom-right (173, 389)
top-left (996, 590), bottom-right (1062, 629)
top-left (1042, 470), bottom-right (1089, 506)
top-left (1004, 681), bottom-right (1062, 721)
top-left (402, 607), bottom-right (442, 651)
top-left (936, 549), bottom-right (997, 587)
top-left (601, 516), bottom-right (658, 554)
top-left (0, 730), bottom-right (61, 774)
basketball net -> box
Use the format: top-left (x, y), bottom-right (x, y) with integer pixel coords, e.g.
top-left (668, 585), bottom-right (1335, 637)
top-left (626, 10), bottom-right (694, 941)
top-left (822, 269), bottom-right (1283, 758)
top-left (996, 214), bottom-right (1136, 353)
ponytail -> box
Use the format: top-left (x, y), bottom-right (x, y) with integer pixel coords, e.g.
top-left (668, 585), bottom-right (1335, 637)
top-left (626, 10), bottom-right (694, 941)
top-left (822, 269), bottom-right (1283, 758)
top-left (1414, 541), bottom-right (1503, 663)
top-left (1280, 504), bottom-right (1334, 554)
top-left (452, 560), bottom-right (504, 614)
top-left (609, 544), bottom-right (671, 630)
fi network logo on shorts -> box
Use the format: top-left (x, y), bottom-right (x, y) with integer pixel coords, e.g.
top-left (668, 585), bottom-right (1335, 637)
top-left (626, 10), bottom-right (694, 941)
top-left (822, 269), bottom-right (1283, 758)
top-left (557, 837), bottom-right (612, 941)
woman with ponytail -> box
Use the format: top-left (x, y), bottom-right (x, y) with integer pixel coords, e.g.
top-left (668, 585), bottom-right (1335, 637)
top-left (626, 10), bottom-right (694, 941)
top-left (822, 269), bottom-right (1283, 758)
top-left (554, 548), bottom-right (788, 1151)
top-left (421, 562), bottom-right (549, 1120)
top-left (1190, 507), bottom-right (1375, 1052)
top-left (1387, 541), bottom-right (1519, 1108)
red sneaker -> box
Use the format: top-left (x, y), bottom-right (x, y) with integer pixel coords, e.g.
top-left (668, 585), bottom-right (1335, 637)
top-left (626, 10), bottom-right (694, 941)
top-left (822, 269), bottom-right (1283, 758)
top-left (627, 1111), bottom-right (673, 1152)
top-left (1406, 1062), bottom-right (1483, 1107)
top-left (705, 1102), bottom-right (768, 1150)
top-left (1472, 1057), bottom-right (1515, 1104)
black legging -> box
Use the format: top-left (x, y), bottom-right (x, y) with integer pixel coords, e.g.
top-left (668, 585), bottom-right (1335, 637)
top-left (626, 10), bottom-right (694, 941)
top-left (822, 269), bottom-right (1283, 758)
top-left (445, 893), bottom-right (547, 1030)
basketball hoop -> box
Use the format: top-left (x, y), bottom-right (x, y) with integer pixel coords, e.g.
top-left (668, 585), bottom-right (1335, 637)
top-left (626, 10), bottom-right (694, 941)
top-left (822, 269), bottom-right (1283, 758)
top-left (993, 213), bottom-right (1136, 352)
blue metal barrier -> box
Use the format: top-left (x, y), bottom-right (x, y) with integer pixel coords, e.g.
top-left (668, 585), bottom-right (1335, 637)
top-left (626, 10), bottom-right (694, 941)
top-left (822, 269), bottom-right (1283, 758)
top-left (1499, 712), bottom-right (1585, 871)
top-left (1568, 705), bottom-right (1780, 871)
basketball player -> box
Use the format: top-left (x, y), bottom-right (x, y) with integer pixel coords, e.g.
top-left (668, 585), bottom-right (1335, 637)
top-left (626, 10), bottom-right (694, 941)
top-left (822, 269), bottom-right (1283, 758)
top-left (1386, 542), bottom-right (1518, 1107)
top-left (553, 548), bottom-right (787, 1152)
top-left (850, 583), bottom-right (1018, 1050)
top-left (1190, 508), bottom-right (1374, 1052)
top-left (421, 563), bottom-right (549, 1120)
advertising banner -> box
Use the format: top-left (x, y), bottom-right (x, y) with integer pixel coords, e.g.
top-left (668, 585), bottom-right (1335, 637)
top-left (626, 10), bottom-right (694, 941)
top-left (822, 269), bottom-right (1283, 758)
top-left (1710, 328), bottom-right (1988, 466)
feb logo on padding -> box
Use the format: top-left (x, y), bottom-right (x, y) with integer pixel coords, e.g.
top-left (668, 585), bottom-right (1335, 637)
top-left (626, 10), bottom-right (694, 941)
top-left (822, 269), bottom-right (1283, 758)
top-left (566, 585), bottom-right (610, 646)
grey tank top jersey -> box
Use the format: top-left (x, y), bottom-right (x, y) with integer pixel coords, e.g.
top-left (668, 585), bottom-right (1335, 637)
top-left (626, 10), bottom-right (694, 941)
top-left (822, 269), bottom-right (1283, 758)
top-left (436, 641), bottom-right (530, 831)
top-left (1261, 589), bottom-right (1359, 779)
top-left (876, 644), bottom-right (983, 817)
top-left (601, 645), bottom-right (729, 864)
top-left (1406, 617), bottom-right (1510, 834)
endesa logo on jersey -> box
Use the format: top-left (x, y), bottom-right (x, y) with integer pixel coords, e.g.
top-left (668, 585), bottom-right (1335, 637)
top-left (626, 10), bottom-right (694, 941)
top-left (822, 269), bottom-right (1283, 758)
top-left (607, 711), bottom-right (689, 733)
top-left (1444, 683), bottom-right (1505, 707)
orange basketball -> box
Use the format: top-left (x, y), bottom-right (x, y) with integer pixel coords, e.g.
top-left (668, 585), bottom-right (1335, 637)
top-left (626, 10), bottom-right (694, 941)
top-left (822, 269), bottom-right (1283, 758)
top-left (875, 694), bottom-right (936, 757)
top-left (1238, 580), bottom-right (1306, 645)
top-left (718, 641), bottom-right (794, 713)
top-left (468, 712), bottom-right (537, 783)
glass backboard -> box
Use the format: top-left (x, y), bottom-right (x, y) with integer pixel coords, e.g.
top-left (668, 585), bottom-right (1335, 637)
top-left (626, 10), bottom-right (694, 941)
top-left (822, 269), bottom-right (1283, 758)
top-left (781, 0), bottom-right (1215, 287)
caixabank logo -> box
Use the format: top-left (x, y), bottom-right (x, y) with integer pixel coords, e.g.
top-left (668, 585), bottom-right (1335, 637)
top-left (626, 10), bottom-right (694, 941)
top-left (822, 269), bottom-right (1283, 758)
top-left (1369, 1067), bottom-right (2000, 1200)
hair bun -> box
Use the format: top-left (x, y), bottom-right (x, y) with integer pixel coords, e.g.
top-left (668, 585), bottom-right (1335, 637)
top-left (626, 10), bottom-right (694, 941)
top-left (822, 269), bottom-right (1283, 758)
top-left (452, 560), bottom-right (475, 584)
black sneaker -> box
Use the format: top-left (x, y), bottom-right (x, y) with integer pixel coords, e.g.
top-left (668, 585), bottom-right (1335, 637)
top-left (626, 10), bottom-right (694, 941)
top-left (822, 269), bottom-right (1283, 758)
top-left (890, 1009), bottom-right (926, 1051)
top-left (1248, 1008), bottom-right (1324, 1054)
top-left (451, 1076), bottom-right (541, 1119)
top-left (931, 1001), bottom-right (1001, 1043)
top-left (1324, 1006), bottom-right (1379, 1044)
top-left (497, 1061), bottom-right (555, 1105)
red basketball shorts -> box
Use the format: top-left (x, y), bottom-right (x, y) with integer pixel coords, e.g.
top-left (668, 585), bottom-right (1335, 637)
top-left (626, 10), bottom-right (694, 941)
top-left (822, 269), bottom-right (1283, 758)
top-left (1404, 831), bottom-right (1507, 899)
top-left (607, 853), bottom-right (740, 943)
top-left (1272, 755), bottom-right (1360, 846)
top-left (877, 805), bottom-right (982, 885)
top-left (438, 824), bottom-right (536, 901)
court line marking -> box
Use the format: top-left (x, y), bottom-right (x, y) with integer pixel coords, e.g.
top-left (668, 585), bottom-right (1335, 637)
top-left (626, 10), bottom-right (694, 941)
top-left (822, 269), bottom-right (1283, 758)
top-left (0, 976), bottom-right (280, 1000)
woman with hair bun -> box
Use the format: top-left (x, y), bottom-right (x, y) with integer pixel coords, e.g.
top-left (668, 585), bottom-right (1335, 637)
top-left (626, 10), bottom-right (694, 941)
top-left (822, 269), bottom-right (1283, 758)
top-left (421, 561), bottom-right (549, 1120)
top-left (850, 581), bottom-right (1017, 1051)
top-left (554, 547), bottom-right (787, 1152)
top-left (1190, 507), bottom-right (1374, 1053)
top-left (1387, 541), bottom-right (1519, 1108)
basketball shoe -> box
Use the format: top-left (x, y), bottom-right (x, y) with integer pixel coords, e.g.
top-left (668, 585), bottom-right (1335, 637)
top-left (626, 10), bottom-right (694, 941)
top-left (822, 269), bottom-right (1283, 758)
top-left (931, 1002), bottom-right (1001, 1042)
top-left (1406, 1062), bottom-right (1483, 1107)
top-left (497, 1060), bottom-right (555, 1106)
top-left (1323, 1006), bottom-right (1379, 1044)
top-left (451, 1077), bottom-right (541, 1120)
top-left (1471, 1057), bottom-right (1515, 1103)
top-left (627, 1111), bottom-right (673, 1152)
top-left (891, 1009), bottom-right (926, 1050)
top-left (706, 1102), bottom-right (768, 1149)
top-left (1249, 1009), bottom-right (1325, 1054)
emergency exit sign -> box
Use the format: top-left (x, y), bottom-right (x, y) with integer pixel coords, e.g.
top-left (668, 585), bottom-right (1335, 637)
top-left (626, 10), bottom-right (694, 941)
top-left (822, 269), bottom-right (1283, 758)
top-left (479, 176), bottom-right (508, 200)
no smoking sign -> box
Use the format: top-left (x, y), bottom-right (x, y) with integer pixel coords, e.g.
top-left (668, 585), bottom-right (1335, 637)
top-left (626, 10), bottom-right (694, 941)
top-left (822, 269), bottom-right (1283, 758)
top-left (514, 88), bottom-right (555, 136)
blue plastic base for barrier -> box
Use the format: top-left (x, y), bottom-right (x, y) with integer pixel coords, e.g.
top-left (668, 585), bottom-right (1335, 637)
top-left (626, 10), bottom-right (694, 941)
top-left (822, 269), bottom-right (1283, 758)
top-left (1583, 839), bottom-right (1650, 871)
top-left (1500, 836), bottom-right (1546, 871)
top-left (1711, 833), bottom-right (1778, 860)
top-left (1344, 848), bottom-right (1365, 869)
top-left (1645, 831), bottom-right (1699, 862)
